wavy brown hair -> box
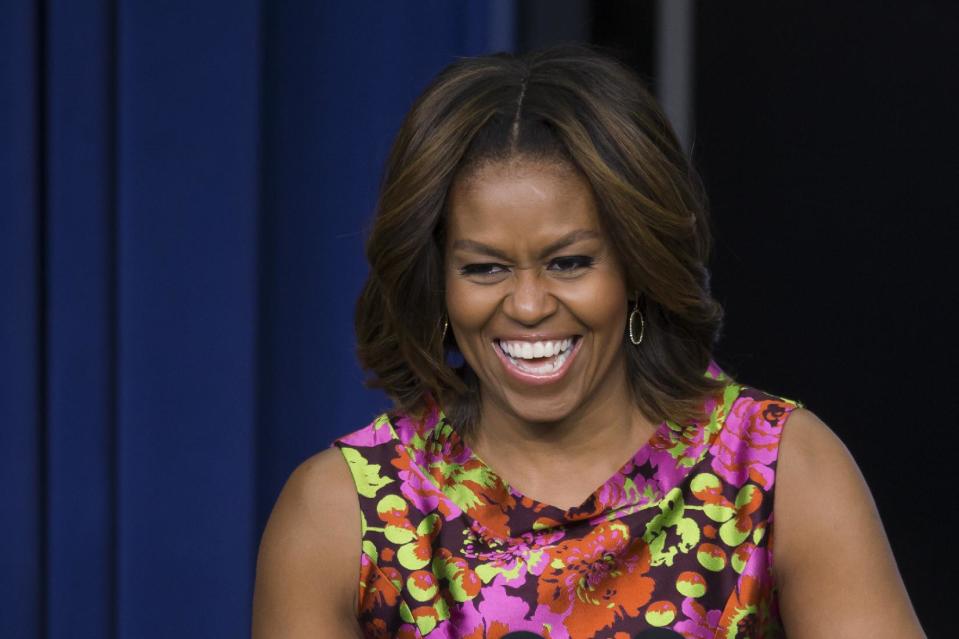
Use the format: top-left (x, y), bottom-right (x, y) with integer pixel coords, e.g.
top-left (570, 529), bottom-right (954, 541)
top-left (355, 45), bottom-right (725, 433)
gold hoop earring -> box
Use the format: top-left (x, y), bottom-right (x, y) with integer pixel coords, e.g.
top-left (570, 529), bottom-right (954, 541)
top-left (628, 303), bottom-right (645, 346)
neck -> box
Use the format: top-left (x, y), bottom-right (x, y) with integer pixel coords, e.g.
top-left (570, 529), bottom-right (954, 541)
top-left (469, 361), bottom-right (658, 474)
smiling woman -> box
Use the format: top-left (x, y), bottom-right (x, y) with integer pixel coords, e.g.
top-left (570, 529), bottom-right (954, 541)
top-left (354, 50), bottom-right (725, 444)
top-left (445, 163), bottom-right (633, 434)
top-left (252, 46), bottom-right (925, 639)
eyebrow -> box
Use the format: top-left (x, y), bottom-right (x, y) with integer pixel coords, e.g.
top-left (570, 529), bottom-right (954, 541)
top-left (451, 229), bottom-right (601, 261)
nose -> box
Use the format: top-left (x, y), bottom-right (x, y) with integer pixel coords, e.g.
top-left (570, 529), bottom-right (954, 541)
top-left (502, 269), bottom-right (558, 326)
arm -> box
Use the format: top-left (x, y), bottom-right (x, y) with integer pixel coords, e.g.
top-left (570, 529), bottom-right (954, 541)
top-left (774, 408), bottom-right (925, 638)
top-left (252, 448), bottom-right (363, 639)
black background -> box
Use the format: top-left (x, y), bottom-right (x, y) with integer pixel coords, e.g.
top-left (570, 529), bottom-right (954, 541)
top-left (696, 4), bottom-right (957, 634)
top-left (520, 1), bottom-right (958, 635)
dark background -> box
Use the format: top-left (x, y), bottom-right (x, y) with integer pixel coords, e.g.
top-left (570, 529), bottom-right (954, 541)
top-left (586, 1), bottom-right (958, 634)
top-left (696, 4), bottom-right (958, 632)
top-left (520, 0), bottom-right (957, 634)
top-left (2, 1), bottom-right (954, 637)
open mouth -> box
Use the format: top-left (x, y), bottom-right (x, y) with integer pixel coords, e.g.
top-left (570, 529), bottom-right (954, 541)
top-left (494, 336), bottom-right (581, 376)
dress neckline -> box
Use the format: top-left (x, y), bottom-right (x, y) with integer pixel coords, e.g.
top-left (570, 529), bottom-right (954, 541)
top-left (403, 405), bottom-right (712, 535)
top-left (461, 417), bottom-right (674, 516)
top-left (392, 363), bottom-right (733, 535)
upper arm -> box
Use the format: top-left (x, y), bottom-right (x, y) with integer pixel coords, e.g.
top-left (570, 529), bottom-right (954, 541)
top-left (774, 408), bottom-right (925, 638)
top-left (252, 447), bottom-right (363, 639)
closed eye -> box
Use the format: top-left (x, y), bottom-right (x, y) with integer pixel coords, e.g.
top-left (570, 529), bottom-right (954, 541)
top-left (458, 263), bottom-right (509, 278)
top-left (547, 255), bottom-right (595, 273)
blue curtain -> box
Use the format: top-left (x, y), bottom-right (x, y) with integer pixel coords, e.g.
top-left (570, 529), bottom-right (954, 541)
top-left (0, 1), bottom-right (512, 637)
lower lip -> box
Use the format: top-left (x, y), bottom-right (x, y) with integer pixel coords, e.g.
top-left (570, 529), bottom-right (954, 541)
top-left (492, 338), bottom-right (582, 386)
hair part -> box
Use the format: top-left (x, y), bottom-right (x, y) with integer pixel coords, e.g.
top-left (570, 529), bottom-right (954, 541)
top-left (356, 45), bottom-right (725, 435)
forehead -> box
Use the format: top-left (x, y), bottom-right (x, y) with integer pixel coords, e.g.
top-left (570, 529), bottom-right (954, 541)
top-left (446, 160), bottom-right (601, 243)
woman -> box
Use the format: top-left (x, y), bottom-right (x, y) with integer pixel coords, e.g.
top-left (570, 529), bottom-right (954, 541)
top-left (252, 47), bottom-right (924, 638)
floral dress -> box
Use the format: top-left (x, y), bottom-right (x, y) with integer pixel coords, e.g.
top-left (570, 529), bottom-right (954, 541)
top-left (334, 368), bottom-right (800, 638)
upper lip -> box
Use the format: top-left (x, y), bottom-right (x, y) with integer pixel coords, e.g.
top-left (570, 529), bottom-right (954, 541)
top-left (493, 334), bottom-right (581, 342)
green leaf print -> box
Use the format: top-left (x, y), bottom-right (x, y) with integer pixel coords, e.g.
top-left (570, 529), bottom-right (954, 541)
top-left (398, 541), bottom-right (429, 570)
top-left (719, 517), bottom-right (751, 547)
top-left (720, 485), bottom-right (760, 546)
top-left (721, 602), bottom-right (758, 639)
top-left (416, 513), bottom-right (441, 536)
top-left (735, 484), bottom-right (761, 510)
top-left (341, 447), bottom-right (394, 498)
top-left (385, 524), bottom-right (416, 545)
top-left (752, 521), bottom-right (767, 545)
top-left (674, 517), bottom-right (700, 551)
top-left (475, 559), bottom-right (524, 585)
top-left (443, 482), bottom-right (486, 511)
top-left (433, 555), bottom-right (483, 602)
top-left (406, 571), bottom-right (439, 602)
top-left (643, 487), bottom-right (701, 566)
top-left (690, 473), bottom-right (735, 523)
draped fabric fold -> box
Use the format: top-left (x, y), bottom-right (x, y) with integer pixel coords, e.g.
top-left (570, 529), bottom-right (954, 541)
top-left (0, 1), bottom-right (502, 636)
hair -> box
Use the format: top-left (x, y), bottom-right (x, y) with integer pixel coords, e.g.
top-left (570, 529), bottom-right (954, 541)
top-left (355, 45), bottom-right (725, 434)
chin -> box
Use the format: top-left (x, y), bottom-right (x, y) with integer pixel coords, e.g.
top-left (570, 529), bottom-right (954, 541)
top-left (498, 390), bottom-right (581, 426)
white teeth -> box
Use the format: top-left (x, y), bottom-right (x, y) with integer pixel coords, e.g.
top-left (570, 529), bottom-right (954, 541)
top-left (507, 347), bottom-right (572, 374)
top-left (497, 339), bottom-right (575, 360)
top-left (496, 338), bottom-right (578, 375)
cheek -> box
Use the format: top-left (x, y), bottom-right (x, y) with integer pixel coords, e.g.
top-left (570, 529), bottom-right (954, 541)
top-left (568, 275), bottom-right (629, 333)
top-left (445, 278), bottom-right (494, 338)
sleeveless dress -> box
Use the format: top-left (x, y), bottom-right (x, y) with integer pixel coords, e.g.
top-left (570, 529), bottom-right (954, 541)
top-left (334, 368), bottom-right (801, 639)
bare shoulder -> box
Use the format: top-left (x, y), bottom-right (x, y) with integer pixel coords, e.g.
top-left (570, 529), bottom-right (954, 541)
top-left (252, 447), bottom-right (362, 639)
top-left (774, 408), bottom-right (925, 638)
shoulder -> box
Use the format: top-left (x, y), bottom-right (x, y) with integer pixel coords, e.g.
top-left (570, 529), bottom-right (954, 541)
top-left (774, 407), bottom-right (868, 541)
top-left (704, 384), bottom-right (799, 490)
top-left (772, 408), bottom-right (925, 637)
top-left (773, 407), bottom-right (882, 572)
top-left (252, 447), bottom-right (362, 638)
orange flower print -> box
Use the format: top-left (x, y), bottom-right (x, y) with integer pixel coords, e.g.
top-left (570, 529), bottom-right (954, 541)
top-left (536, 522), bottom-right (655, 637)
top-left (338, 385), bottom-right (794, 638)
top-left (358, 555), bottom-right (401, 614)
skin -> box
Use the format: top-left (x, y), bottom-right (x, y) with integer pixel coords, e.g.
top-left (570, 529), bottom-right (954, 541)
top-left (251, 448), bottom-right (363, 638)
top-left (774, 409), bottom-right (925, 637)
top-left (444, 159), bottom-right (660, 508)
top-left (251, 159), bottom-right (925, 638)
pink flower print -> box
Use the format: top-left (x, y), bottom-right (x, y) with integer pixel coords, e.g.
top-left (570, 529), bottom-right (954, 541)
top-left (674, 596), bottom-right (722, 638)
top-left (482, 583), bottom-right (566, 638)
top-left (392, 410), bottom-right (434, 447)
top-left (709, 397), bottom-right (788, 489)
top-left (739, 543), bottom-right (773, 588)
top-left (462, 526), bottom-right (564, 586)
top-left (392, 445), bottom-right (463, 520)
top-left (339, 414), bottom-right (395, 447)
top-left (637, 421), bottom-right (710, 494)
top-left (593, 469), bottom-right (632, 510)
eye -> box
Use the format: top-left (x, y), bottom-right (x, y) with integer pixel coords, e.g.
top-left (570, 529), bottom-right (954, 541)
top-left (547, 255), bottom-right (595, 273)
top-left (458, 263), bottom-right (509, 279)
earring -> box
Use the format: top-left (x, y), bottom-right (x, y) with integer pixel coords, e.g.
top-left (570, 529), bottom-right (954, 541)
top-left (628, 301), bottom-right (645, 346)
top-left (441, 317), bottom-right (449, 342)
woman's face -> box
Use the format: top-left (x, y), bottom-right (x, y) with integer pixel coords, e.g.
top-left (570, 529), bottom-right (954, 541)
top-left (445, 160), bottom-right (631, 427)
